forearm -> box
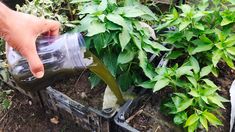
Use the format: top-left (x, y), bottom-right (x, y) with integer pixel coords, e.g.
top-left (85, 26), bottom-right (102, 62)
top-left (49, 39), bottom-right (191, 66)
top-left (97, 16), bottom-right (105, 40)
top-left (0, 2), bottom-right (14, 39)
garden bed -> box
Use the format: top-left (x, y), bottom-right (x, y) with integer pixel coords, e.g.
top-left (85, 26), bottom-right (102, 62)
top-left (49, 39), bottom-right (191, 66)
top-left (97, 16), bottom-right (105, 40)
top-left (52, 70), bottom-right (106, 110)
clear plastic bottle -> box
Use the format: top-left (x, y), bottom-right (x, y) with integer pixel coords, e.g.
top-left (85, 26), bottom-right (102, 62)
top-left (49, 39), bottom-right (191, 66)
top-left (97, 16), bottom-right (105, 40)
top-left (6, 32), bottom-right (93, 91)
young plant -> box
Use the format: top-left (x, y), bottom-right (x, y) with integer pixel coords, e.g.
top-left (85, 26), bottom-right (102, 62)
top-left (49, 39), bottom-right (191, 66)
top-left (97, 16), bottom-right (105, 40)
top-left (160, 57), bottom-right (228, 132)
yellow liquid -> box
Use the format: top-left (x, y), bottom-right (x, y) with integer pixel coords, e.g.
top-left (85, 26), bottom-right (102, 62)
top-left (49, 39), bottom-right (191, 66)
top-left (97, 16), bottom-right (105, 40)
top-left (85, 51), bottom-right (125, 104)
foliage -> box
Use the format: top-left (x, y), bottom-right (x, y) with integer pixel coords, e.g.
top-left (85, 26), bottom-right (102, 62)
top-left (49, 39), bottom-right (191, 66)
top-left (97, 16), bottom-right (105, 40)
top-left (16, 0), bottom-right (82, 32)
top-left (151, 0), bottom-right (234, 131)
top-left (0, 39), bottom-right (4, 55)
top-left (74, 0), bottom-right (169, 91)
top-left (0, 60), bottom-right (12, 110)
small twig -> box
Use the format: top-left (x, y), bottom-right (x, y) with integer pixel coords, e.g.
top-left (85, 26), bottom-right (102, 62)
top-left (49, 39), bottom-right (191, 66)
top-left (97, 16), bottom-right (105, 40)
top-left (74, 69), bottom-right (87, 87)
top-left (154, 126), bottom-right (160, 132)
top-left (126, 109), bottom-right (144, 123)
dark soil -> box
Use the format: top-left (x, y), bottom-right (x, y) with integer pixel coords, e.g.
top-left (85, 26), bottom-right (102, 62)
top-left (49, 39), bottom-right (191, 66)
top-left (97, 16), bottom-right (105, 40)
top-left (53, 70), bottom-right (105, 110)
top-left (0, 88), bottom-right (86, 132)
top-left (128, 62), bottom-right (232, 132)
top-left (128, 89), bottom-right (182, 132)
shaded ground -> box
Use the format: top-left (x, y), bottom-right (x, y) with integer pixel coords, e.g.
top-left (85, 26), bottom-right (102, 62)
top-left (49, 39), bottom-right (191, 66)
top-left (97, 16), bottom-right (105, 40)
top-left (0, 88), bottom-right (83, 132)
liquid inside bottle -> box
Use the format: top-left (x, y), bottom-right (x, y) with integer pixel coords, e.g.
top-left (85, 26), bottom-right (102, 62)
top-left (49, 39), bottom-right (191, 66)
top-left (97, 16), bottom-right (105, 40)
top-left (6, 32), bottom-right (124, 104)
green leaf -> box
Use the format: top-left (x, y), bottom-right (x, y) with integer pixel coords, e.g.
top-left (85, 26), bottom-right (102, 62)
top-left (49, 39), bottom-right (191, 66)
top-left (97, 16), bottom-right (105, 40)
top-left (200, 116), bottom-right (208, 131)
top-left (189, 89), bottom-right (200, 97)
top-left (187, 76), bottom-right (197, 88)
top-left (190, 56), bottom-right (200, 73)
top-left (202, 79), bottom-right (217, 88)
top-left (119, 29), bottom-right (131, 51)
top-left (227, 47), bottom-right (235, 56)
top-left (177, 98), bottom-right (193, 112)
top-left (93, 34), bottom-right (105, 53)
top-left (176, 66), bottom-right (193, 78)
top-left (153, 78), bottom-right (170, 92)
top-left (185, 31), bottom-right (194, 41)
top-left (212, 50), bottom-right (223, 67)
top-left (202, 111), bottom-right (223, 126)
top-left (107, 14), bottom-right (127, 28)
top-left (223, 55), bottom-right (235, 69)
top-left (138, 81), bottom-right (155, 89)
top-left (123, 7), bottom-right (145, 18)
top-left (166, 50), bottom-right (183, 60)
top-left (98, 0), bottom-right (107, 11)
top-left (117, 72), bottom-right (132, 91)
top-left (143, 38), bottom-right (170, 51)
top-left (215, 29), bottom-right (226, 42)
top-left (188, 121), bottom-right (198, 132)
top-left (221, 17), bottom-right (233, 26)
top-left (194, 23), bottom-right (204, 30)
top-left (2, 99), bottom-right (11, 109)
top-left (174, 112), bottom-right (188, 125)
top-left (179, 21), bottom-right (191, 31)
top-left (191, 39), bottom-right (213, 55)
top-left (138, 50), bottom-right (156, 79)
top-left (132, 35), bottom-right (142, 50)
top-left (200, 65), bottom-right (212, 78)
top-left (103, 51), bottom-right (117, 76)
top-left (87, 21), bottom-right (106, 36)
top-left (184, 113), bottom-right (199, 127)
top-left (89, 73), bottom-right (101, 88)
top-left (106, 21), bottom-right (122, 30)
top-left (208, 95), bottom-right (225, 108)
top-left (117, 49), bottom-right (135, 64)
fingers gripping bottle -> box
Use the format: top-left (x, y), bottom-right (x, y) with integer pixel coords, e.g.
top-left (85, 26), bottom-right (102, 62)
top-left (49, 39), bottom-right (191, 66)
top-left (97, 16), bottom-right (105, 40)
top-left (6, 32), bottom-right (93, 91)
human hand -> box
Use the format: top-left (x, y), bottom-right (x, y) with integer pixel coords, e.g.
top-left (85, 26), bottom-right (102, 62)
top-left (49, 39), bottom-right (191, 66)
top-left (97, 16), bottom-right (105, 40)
top-left (3, 11), bottom-right (60, 78)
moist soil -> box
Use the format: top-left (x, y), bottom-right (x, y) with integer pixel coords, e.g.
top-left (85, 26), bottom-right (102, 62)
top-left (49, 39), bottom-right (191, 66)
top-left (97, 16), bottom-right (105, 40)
top-left (0, 88), bottom-right (86, 132)
top-left (128, 62), bottom-right (232, 132)
top-left (52, 70), bottom-right (106, 110)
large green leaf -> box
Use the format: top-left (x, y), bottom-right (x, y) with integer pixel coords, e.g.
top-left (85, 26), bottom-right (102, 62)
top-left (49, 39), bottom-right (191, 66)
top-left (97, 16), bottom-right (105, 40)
top-left (212, 49), bottom-right (223, 67)
top-left (174, 112), bottom-right (188, 125)
top-left (189, 56), bottom-right (200, 74)
top-left (179, 21), bottom-right (191, 31)
top-left (122, 6), bottom-right (145, 18)
top-left (87, 21), bottom-right (106, 36)
top-left (191, 39), bottom-right (213, 55)
top-left (202, 111), bottom-right (223, 126)
top-left (187, 76), bottom-right (197, 88)
top-left (117, 49), bottom-right (135, 64)
top-left (138, 50), bottom-right (156, 79)
top-left (166, 50), bottom-right (183, 59)
top-left (177, 98), bottom-right (193, 113)
top-left (227, 47), bottom-right (235, 56)
top-left (89, 73), bottom-right (101, 88)
top-left (200, 115), bottom-right (208, 131)
top-left (117, 72), bottom-right (132, 91)
top-left (98, 0), bottom-right (107, 11)
top-left (106, 14), bottom-right (127, 28)
top-left (223, 55), bottom-right (235, 69)
top-left (93, 34), bottom-right (106, 53)
top-left (176, 66), bottom-right (193, 78)
top-left (103, 51), bottom-right (118, 76)
top-left (184, 113), bottom-right (199, 127)
top-left (138, 80), bottom-right (155, 89)
top-left (153, 78), bottom-right (170, 92)
top-left (200, 65), bottom-right (212, 78)
top-left (202, 79), bottom-right (217, 88)
top-left (119, 29), bottom-right (131, 51)
top-left (208, 95), bottom-right (225, 108)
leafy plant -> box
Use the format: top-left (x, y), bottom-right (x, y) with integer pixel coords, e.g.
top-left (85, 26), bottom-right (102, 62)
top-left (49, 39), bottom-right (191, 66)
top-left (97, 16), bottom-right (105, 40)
top-left (151, 0), bottom-right (234, 131)
top-left (75, 0), bottom-right (169, 91)
top-left (16, 0), bottom-right (82, 32)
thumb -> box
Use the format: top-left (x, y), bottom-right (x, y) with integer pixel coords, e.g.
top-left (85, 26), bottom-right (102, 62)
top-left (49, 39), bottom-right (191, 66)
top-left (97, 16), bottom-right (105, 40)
top-left (23, 44), bottom-right (44, 78)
